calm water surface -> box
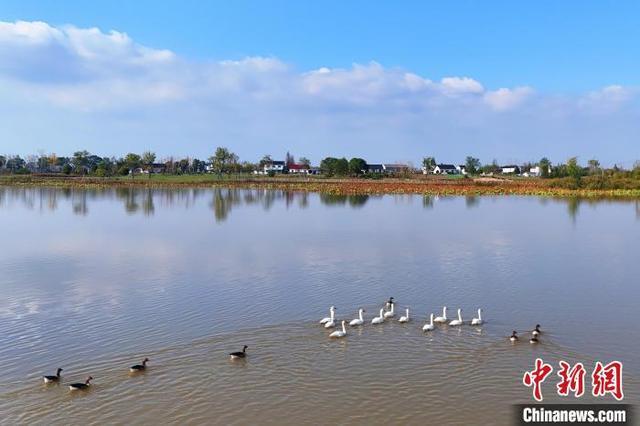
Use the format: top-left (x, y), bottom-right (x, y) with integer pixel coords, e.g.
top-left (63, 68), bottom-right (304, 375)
top-left (0, 188), bottom-right (639, 425)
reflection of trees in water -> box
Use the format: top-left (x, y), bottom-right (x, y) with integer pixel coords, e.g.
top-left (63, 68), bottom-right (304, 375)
top-left (465, 196), bottom-right (479, 209)
top-left (72, 191), bottom-right (88, 216)
top-left (319, 193), bottom-right (369, 207)
top-left (2, 187), bottom-right (639, 222)
top-left (566, 197), bottom-right (580, 223)
top-left (422, 195), bottom-right (434, 209)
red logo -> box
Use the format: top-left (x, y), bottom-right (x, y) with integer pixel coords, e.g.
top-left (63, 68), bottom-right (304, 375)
top-left (523, 359), bottom-right (623, 401)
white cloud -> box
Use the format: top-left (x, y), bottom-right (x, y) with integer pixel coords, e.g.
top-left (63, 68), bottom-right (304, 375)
top-left (0, 20), bottom-right (638, 164)
top-left (439, 77), bottom-right (484, 95)
top-left (483, 86), bottom-right (534, 111)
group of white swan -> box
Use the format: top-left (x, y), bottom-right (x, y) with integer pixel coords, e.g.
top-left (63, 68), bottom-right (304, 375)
top-left (319, 300), bottom-right (485, 339)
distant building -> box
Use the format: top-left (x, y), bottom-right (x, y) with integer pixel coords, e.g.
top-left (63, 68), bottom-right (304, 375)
top-left (433, 164), bottom-right (459, 175)
top-left (456, 165), bottom-right (468, 175)
top-left (253, 160), bottom-right (286, 174)
top-left (382, 164), bottom-right (410, 174)
top-left (366, 164), bottom-right (384, 173)
top-left (501, 165), bottom-right (521, 174)
top-left (287, 163), bottom-right (310, 174)
top-left (527, 165), bottom-right (550, 177)
top-left (150, 163), bottom-right (166, 174)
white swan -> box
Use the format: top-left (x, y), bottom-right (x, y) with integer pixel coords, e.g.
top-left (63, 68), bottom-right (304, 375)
top-left (371, 308), bottom-right (385, 324)
top-left (349, 308), bottom-right (365, 326)
top-left (383, 303), bottom-right (395, 318)
top-left (319, 306), bottom-right (335, 324)
top-left (330, 320), bottom-right (347, 338)
top-left (423, 313), bottom-right (435, 332)
top-left (398, 308), bottom-right (410, 323)
top-left (449, 308), bottom-right (463, 326)
top-left (471, 308), bottom-right (483, 325)
top-left (434, 306), bottom-right (447, 323)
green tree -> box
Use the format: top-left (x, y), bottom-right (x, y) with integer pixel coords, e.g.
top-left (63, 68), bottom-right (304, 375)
top-left (422, 157), bottom-right (436, 173)
top-left (566, 157), bottom-right (583, 181)
top-left (124, 153), bottom-right (142, 171)
top-left (72, 150), bottom-right (90, 174)
top-left (0, 155), bottom-right (6, 169)
top-left (465, 156), bottom-right (481, 175)
top-left (348, 158), bottom-right (367, 175)
top-left (335, 158), bottom-right (349, 176)
top-left (208, 147), bottom-right (239, 174)
top-left (320, 157), bottom-right (349, 176)
top-left (587, 158), bottom-right (600, 174)
top-left (298, 157), bottom-right (311, 167)
top-left (141, 151), bottom-right (156, 172)
top-left (539, 157), bottom-right (551, 178)
top-left (62, 163), bottom-right (72, 175)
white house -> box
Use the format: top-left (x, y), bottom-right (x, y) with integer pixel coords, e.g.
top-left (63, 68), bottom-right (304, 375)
top-left (287, 163), bottom-right (310, 174)
top-left (456, 165), bottom-right (468, 175)
top-left (433, 164), bottom-right (459, 175)
top-left (254, 160), bottom-right (286, 174)
top-left (500, 165), bottom-right (521, 174)
top-left (528, 165), bottom-right (550, 177)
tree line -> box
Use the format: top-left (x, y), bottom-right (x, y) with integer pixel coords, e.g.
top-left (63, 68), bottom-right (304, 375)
top-left (1, 148), bottom-right (639, 185)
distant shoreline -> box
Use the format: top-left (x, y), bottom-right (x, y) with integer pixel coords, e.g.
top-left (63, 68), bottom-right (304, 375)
top-left (1, 174), bottom-right (639, 199)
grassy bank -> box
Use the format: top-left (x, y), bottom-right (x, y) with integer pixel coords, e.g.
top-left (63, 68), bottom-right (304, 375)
top-left (1, 174), bottom-right (639, 199)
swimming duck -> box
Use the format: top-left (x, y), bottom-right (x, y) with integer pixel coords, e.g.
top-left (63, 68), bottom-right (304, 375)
top-left (129, 358), bottom-right (149, 372)
top-left (510, 331), bottom-right (518, 342)
top-left (529, 335), bottom-right (539, 344)
top-left (69, 376), bottom-right (93, 391)
top-left (532, 324), bottom-right (541, 336)
top-left (43, 368), bottom-right (63, 383)
top-left (385, 297), bottom-right (394, 309)
top-left (230, 345), bottom-right (248, 359)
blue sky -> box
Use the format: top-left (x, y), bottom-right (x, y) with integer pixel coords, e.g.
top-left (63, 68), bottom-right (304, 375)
top-left (1, 1), bottom-right (639, 165)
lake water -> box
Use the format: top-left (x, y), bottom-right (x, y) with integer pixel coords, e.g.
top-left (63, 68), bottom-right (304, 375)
top-left (1, 187), bottom-right (638, 425)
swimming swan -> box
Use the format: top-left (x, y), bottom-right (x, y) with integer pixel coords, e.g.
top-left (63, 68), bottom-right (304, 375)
top-left (423, 313), bottom-right (435, 332)
top-left (383, 303), bottom-right (395, 319)
top-left (324, 308), bottom-right (337, 329)
top-left (449, 308), bottom-right (463, 326)
top-left (330, 321), bottom-right (347, 338)
top-left (320, 306), bottom-right (335, 324)
top-left (434, 306), bottom-right (447, 323)
top-left (398, 308), bottom-right (410, 323)
top-left (471, 308), bottom-right (483, 325)
top-left (349, 308), bottom-right (365, 326)
top-left (372, 309), bottom-right (385, 324)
